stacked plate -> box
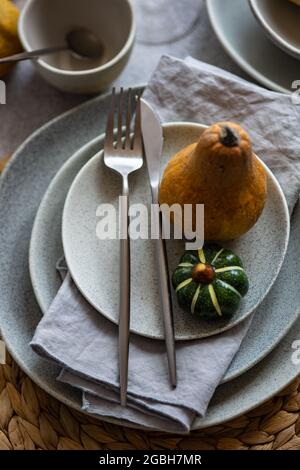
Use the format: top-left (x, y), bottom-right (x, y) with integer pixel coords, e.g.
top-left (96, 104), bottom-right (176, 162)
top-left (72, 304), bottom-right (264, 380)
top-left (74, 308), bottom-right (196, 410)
top-left (207, 0), bottom-right (300, 94)
top-left (0, 86), bottom-right (300, 431)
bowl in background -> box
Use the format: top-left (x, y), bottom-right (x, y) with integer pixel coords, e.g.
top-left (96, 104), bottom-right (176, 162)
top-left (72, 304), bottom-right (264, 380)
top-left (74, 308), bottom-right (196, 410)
top-left (249, 0), bottom-right (300, 60)
top-left (18, 0), bottom-right (135, 94)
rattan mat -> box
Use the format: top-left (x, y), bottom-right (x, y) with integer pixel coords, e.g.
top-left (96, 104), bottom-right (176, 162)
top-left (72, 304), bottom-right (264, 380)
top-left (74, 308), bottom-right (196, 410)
top-left (0, 354), bottom-right (299, 450)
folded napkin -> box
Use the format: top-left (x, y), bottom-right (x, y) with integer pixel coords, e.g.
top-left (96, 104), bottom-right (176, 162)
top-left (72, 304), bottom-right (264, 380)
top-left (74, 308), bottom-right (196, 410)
top-left (31, 55), bottom-right (300, 433)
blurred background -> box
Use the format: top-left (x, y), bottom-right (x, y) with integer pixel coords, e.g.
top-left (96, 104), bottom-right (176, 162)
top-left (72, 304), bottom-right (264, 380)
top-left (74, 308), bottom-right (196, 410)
top-left (0, 0), bottom-right (248, 158)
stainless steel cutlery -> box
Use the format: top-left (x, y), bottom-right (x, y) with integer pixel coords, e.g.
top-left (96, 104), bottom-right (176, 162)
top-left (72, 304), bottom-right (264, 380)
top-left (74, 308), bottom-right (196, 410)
top-left (140, 98), bottom-right (177, 387)
top-left (104, 89), bottom-right (176, 406)
top-left (104, 88), bottom-right (143, 406)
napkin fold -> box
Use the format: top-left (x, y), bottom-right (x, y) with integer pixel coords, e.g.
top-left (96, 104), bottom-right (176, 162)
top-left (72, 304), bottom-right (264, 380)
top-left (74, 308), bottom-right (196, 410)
top-left (31, 55), bottom-right (300, 433)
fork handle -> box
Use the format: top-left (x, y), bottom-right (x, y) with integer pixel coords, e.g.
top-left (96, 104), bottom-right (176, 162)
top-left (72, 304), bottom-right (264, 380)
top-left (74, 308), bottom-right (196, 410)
top-left (119, 181), bottom-right (130, 407)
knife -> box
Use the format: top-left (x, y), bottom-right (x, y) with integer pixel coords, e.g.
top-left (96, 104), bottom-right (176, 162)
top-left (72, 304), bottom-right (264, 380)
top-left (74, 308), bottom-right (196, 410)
top-left (140, 98), bottom-right (177, 387)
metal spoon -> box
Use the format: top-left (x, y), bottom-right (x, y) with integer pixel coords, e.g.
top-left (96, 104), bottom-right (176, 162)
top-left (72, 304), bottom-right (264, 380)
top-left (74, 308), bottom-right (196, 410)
top-left (0, 28), bottom-right (104, 64)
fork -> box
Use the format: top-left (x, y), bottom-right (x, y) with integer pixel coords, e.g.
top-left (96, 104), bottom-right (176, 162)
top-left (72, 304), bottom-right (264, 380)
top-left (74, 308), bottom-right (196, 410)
top-left (104, 88), bottom-right (143, 406)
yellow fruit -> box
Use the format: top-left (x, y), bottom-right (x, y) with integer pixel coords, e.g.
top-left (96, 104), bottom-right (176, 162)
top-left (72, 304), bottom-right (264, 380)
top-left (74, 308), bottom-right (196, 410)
top-left (0, 0), bottom-right (22, 77)
top-left (159, 122), bottom-right (267, 241)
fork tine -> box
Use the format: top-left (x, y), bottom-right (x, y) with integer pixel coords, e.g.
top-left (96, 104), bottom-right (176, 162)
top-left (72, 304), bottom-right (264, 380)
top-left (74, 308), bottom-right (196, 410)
top-left (125, 88), bottom-right (132, 150)
top-left (104, 87), bottom-right (115, 152)
top-left (117, 87), bottom-right (124, 149)
top-left (133, 92), bottom-right (142, 150)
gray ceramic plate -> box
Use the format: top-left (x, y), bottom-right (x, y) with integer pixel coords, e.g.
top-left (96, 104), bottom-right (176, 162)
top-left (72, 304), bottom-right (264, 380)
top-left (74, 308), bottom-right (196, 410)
top-left (207, 0), bottom-right (300, 94)
top-left (249, 0), bottom-right (300, 60)
top-left (30, 129), bottom-right (298, 384)
top-left (0, 90), bottom-right (299, 432)
top-left (61, 122), bottom-right (289, 340)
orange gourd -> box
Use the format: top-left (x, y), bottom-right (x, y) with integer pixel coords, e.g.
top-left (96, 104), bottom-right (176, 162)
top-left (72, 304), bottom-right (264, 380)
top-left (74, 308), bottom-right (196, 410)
top-left (159, 122), bottom-right (267, 240)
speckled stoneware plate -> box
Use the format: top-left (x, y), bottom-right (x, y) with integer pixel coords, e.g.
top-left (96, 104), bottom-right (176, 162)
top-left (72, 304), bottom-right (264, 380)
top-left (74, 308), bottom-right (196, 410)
top-left (249, 0), bottom-right (300, 60)
top-left (30, 131), bottom-right (298, 384)
top-left (207, 0), bottom-right (300, 94)
top-left (61, 122), bottom-right (289, 340)
top-left (0, 90), bottom-right (299, 431)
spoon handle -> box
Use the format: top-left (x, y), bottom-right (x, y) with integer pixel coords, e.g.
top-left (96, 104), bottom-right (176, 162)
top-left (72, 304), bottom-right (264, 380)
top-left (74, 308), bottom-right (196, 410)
top-left (0, 45), bottom-right (67, 64)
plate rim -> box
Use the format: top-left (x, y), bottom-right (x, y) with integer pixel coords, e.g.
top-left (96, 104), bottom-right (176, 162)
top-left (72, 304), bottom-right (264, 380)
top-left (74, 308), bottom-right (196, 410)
top-left (248, 0), bottom-right (300, 60)
top-left (61, 121), bottom-right (290, 341)
top-left (206, 0), bottom-right (292, 94)
top-left (28, 134), bottom-right (107, 315)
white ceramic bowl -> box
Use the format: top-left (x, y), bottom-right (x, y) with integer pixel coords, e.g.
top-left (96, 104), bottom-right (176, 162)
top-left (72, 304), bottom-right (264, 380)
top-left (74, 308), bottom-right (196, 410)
top-left (18, 0), bottom-right (135, 94)
top-left (249, 0), bottom-right (300, 60)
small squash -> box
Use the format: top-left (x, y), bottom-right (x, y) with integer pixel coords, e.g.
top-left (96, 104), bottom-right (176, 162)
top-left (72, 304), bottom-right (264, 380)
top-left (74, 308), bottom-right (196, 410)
top-left (159, 121), bottom-right (267, 240)
top-left (172, 244), bottom-right (249, 319)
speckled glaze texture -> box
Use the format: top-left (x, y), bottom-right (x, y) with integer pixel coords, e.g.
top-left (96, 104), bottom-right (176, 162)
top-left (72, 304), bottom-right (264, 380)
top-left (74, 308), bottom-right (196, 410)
top-left (30, 134), bottom-right (297, 383)
top-left (61, 123), bottom-right (289, 340)
top-left (0, 91), bottom-right (299, 431)
top-left (207, 0), bottom-right (300, 93)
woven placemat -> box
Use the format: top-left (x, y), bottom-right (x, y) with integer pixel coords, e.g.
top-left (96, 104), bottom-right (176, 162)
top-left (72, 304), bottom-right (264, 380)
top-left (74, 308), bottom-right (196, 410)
top-left (1, 158), bottom-right (300, 450)
top-left (0, 353), bottom-right (299, 450)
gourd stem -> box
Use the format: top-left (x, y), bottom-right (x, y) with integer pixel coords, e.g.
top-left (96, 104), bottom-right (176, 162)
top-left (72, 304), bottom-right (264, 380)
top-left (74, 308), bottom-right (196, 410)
top-left (220, 125), bottom-right (240, 147)
top-left (192, 263), bottom-right (215, 284)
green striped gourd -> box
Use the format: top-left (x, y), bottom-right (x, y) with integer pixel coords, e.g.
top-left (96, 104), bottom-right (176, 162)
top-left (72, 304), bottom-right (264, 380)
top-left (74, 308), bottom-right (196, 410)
top-left (172, 244), bottom-right (249, 319)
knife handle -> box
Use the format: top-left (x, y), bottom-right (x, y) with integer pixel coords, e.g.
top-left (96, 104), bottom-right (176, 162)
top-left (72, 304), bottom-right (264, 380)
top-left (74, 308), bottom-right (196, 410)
top-left (155, 212), bottom-right (177, 388)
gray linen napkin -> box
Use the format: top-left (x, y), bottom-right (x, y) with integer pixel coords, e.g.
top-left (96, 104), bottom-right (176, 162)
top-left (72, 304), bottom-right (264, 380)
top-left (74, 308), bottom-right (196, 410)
top-left (31, 55), bottom-right (300, 433)
top-left (32, 263), bottom-right (251, 433)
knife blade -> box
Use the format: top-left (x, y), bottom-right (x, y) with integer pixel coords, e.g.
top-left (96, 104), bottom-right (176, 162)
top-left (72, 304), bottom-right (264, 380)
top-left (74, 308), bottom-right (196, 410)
top-left (140, 98), bottom-right (177, 387)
